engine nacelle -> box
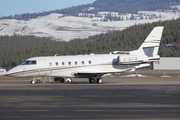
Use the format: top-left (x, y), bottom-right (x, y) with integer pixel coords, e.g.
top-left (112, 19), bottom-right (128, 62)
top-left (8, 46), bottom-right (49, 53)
top-left (117, 55), bottom-right (149, 65)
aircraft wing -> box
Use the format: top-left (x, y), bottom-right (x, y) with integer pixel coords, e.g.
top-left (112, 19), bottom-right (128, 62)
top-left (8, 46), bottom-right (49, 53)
top-left (72, 68), bottom-right (133, 78)
top-left (72, 63), bottom-right (150, 78)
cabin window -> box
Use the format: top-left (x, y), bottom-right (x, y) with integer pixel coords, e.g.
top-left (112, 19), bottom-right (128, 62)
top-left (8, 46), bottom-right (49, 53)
top-left (89, 61), bottom-right (92, 64)
top-left (75, 61), bottom-right (78, 65)
top-left (21, 60), bottom-right (37, 65)
top-left (31, 60), bottom-right (37, 64)
top-left (55, 62), bottom-right (58, 66)
top-left (68, 62), bottom-right (71, 65)
top-left (82, 61), bottom-right (85, 65)
top-left (49, 62), bottom-right (52, 66)
top-left (62, 62), bottom-right (65, 65)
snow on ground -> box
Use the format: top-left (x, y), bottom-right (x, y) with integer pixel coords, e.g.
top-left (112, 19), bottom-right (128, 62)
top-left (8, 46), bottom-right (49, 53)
top-left (170, 5), bottom-right (180, 10)
top-left (121, 74), bottom-right (147, 77)
top-left (0, 11), bottom-right (180, 41)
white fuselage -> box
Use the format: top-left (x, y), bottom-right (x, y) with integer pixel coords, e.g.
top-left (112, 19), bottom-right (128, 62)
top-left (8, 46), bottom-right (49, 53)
top-left (6, 54), bottom-right (136, 78)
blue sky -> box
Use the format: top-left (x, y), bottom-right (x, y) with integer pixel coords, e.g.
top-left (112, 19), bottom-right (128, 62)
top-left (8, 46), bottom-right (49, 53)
top-left (0, 0), bottom-right (96, 17)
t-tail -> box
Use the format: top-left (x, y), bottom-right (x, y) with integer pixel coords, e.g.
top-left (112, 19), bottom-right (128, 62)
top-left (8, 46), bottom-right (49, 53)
top-left (130, 26), bottom-right (164, 62)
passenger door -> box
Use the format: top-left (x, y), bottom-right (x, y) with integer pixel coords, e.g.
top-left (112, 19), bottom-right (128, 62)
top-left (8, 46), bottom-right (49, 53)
top-left (38, 59), bottom-right (47, 76)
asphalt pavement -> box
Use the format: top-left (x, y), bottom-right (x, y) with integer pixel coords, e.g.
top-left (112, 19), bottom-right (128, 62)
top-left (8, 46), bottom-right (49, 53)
top-left (0, 77), bottom-right (180, 120)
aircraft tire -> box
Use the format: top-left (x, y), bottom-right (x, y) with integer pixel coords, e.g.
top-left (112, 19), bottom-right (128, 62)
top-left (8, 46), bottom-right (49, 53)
top-left (68, 80), bottom-right (72, 83)
top-left (37, 80), bottom-right (41, 83)
top-left (67, 78), bottom-right (73, 83)
top-left (97, 79), bottom-right (103, 84)
top-left (89, 78), bottom-right (96, 83)
top-left (31, 80), bottom-right (36, 84)
top-left (60, 78), bottom-right (65, 83)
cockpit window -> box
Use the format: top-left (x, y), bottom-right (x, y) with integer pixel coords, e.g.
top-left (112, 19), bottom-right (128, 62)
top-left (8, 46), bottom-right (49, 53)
top-left (21, 60), bottom-right (37, 65)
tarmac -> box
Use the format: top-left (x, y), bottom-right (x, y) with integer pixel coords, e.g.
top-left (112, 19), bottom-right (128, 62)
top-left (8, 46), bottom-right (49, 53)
top-left (0, 73), bottom-right (180, 120)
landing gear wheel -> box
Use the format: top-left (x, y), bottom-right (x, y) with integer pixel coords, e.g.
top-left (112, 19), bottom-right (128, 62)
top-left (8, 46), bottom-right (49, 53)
top-left (37, 80), bottom-right (41, 83)
top-left (66, 78), bottom-right (73, 83)
top-left (60, 78), bottom-right (65, 83)
top-left (97, 79), bottom-right (103, 84)
top-left (89, 78), bottom-right (96, 83)
top-left (89, 78), bottom-right (103, 84)
top-left (31, 80), bottom-right (36, 84)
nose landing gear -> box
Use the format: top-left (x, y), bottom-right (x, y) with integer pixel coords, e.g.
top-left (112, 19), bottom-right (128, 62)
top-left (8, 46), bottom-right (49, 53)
top-left (31, 77), bottom-right (41, 84)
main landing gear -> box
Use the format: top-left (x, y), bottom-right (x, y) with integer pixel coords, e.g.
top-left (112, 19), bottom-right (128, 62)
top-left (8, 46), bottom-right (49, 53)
top-left (89, 78), bottom-right (103, 84)
top-left (54, 77), bottom-right (103, 84)
top-left (54, 77), bottom-right (73, 83)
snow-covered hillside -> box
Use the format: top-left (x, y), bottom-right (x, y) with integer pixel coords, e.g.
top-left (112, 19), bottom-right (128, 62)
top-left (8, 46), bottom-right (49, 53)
top-left (0, 11), bottom-right (179, 41)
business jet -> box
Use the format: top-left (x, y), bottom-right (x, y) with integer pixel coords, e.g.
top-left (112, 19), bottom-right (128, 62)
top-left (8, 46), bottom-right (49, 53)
top-left (2, 26), bottom-right (164, 84)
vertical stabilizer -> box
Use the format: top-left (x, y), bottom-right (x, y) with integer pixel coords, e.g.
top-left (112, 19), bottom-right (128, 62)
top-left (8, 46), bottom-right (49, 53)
top-left (138, 26), bottom-right (164, 56)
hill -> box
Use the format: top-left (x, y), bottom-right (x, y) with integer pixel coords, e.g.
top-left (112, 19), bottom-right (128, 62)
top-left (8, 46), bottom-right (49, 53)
top-left (0, 12), bottom-right (178, 41)
top-left (1, 0), bottom-right (180, 20)
top-left (0, 0), bottom-right (180, 41)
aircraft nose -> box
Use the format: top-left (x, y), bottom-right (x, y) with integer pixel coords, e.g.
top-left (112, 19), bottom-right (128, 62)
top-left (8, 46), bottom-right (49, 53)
top-left (5, 69), bottom-right (14, 77)
top-left (5, 66), bottom-right (22, 77)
